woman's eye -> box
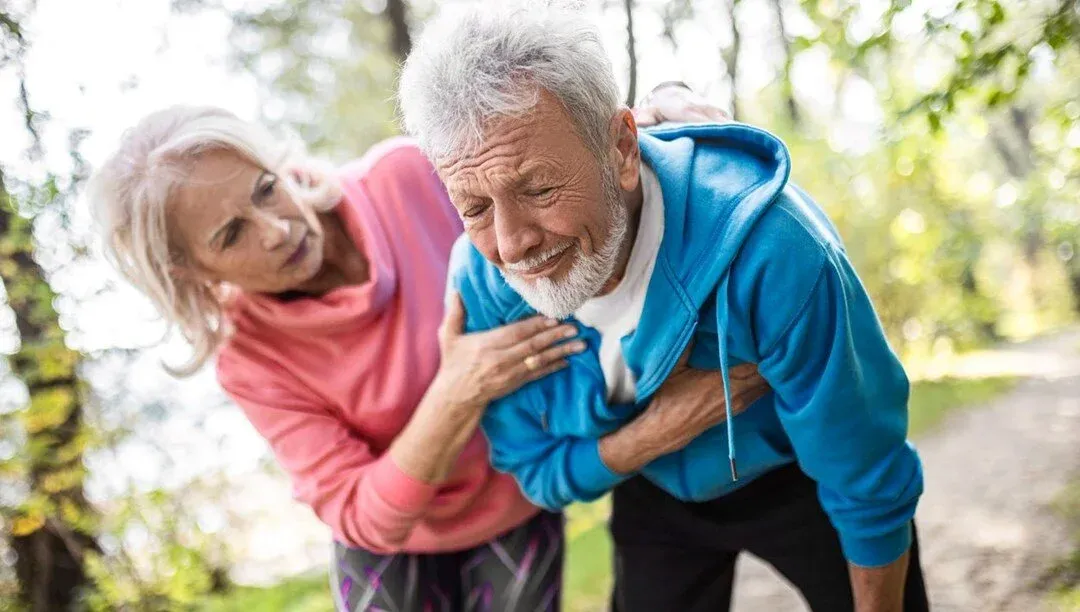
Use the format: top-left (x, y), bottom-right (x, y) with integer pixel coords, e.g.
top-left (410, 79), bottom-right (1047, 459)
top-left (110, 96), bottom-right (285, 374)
top-left (259, 177), bottom-right (276, 198)
top-left (223, 220), bottom-right (244, 248)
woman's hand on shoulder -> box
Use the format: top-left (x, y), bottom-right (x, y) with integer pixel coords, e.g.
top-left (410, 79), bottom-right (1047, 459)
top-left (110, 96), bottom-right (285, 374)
top-left (430, 293), bottom-right (586, 411)
top-left (634, 82), bottom-right (730, 127)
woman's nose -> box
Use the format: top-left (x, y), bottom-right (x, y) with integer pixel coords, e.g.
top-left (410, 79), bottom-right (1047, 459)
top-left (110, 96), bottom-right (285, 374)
top-left (258, 214), bottom-right (291, 251)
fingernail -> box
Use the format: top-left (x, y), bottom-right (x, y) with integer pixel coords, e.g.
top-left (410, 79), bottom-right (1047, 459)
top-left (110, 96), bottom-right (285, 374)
top-left (570, 341), bottom-right (587, 352)
top-left (546, 318), bottom-right (559, 327)
top-left (563, 327), bottom-right (577, 338)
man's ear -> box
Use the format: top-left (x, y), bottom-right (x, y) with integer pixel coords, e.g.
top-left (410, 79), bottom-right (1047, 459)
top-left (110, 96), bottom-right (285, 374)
top-left (609, 108), bottom-right (641, 192)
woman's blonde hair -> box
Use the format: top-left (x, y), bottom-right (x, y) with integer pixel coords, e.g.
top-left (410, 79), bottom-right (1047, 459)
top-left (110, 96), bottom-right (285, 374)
top-left (88, 106), bottom-right (341, 376)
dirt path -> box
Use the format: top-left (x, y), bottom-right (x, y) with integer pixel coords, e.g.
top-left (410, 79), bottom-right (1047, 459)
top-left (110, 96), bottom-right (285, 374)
top-left (731, 329), bottom-right (1080, 612)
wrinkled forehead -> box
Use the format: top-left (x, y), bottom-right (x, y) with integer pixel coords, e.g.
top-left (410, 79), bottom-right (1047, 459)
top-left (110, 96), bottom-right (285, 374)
top-left (436, 102), bottom-right (589, 198)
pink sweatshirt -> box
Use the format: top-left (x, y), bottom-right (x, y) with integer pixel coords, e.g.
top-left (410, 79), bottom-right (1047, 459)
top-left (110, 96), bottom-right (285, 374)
top-left (216, 138), bottom-right (538, 554)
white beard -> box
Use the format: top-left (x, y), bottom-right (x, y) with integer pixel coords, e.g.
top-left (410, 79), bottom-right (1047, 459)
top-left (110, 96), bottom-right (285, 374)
top-left (502, 172), bottom-right (628, 319)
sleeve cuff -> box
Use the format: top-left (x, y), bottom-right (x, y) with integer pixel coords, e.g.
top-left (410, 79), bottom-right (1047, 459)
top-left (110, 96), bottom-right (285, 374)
top-left (839, 522), bottom-right (913, 568)
top-left (369, 455), bottom-right (440, 516)
top-left (569, 439), bottom-right (630, 502)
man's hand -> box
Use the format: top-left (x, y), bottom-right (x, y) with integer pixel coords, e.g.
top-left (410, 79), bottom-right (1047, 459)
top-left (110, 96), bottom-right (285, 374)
top-left (599, 356), bottom-right (769, 474)
top-left (849, 550), bottom-right (910, 612)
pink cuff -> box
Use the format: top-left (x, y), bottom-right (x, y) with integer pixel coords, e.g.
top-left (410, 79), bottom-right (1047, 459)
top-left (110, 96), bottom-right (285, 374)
top-left (368, 455), bottom-right (439, 516)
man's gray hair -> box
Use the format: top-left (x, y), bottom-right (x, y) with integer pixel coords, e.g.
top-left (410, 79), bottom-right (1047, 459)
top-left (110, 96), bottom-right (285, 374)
top-left (397, 0), bottom-right (621, 163)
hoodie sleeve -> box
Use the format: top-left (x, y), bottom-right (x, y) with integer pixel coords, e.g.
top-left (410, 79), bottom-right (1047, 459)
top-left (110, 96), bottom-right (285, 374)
top-left (740, 205), bottom-right (924, 568)
top-left (217, 356), bottom-right (437, 554)
top-left (480, 380), bottom-right (630, 510)
top-left (448, 237), bottom-right (630, 509)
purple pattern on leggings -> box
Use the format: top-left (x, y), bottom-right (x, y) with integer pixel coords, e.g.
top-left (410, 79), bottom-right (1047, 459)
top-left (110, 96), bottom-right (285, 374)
top-left (332, 511), bottom-right (564, 611)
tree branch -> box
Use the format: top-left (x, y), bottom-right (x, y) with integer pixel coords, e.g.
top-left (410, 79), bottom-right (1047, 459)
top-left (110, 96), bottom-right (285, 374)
top-left (770, 0), bottom-right (800, 126)
top-left (624, 0), bottom-right (638, 107)
top-left (384, 0), bottom-right (412, 63)
top-left (722, 0), bottom-right (742, 119)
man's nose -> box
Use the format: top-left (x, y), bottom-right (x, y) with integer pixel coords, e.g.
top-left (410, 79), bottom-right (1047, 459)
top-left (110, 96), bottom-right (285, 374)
top-left (257, 213), bottom-right (291, 251)
top-left (494, 204), bottom-right (543, 265)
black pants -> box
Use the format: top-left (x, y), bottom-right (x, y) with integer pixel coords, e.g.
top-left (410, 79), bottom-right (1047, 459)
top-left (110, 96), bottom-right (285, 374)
top-left (609, 464), bottom-right (929, 612)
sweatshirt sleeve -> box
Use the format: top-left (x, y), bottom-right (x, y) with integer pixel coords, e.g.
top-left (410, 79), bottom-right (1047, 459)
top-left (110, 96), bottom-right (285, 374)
top-left (747, 221), bottom-right (923, 568)
top-left (480, 354), bottom-right (632, 510)
top-left (448, 236), bottom-right (630, 509)
top-left (217, 357), bottom-right (437, 553)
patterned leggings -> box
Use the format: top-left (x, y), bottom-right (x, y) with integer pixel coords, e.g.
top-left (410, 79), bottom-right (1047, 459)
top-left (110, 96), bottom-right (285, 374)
top-left (330, 511), bottom-right (564, 612)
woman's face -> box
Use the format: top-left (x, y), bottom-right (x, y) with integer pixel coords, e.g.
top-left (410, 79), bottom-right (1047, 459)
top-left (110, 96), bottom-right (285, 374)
top-left (167, 149), bottom-right (326, 294)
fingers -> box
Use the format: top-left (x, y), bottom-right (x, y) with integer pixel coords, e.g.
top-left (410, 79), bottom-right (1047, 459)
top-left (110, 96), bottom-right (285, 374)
top-left (522, 358), bottom-right (569, 383)
top-left (644, 86), bottom-right (729, 125)
top-left (704, 107), bottom-right (731, 122)
top-left (485, 335), bottom-right (584, 398)
top-left (633, 107), bottom-right (660, 127)
top-left (484, 314), bottom-right (560, 347)
top-left (439, 292), bottom-right (466, 342)
top-left (521, 338), bottom-right (587, 373)
top-left (730, 366), bottom-right (770, 415)
top-left (690, 104), bottom-right (730, 123)
top-left (514, 338), bottom-right (586, 383)
top-left (504, 323), bottom-right (579, 361)
top-left (732, 379), bottom-right (770, 415)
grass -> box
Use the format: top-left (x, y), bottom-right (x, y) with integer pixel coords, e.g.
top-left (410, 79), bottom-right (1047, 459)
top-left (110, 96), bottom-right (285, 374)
top-left (1046, 481), bottom-right (1080, 610)
top-left (563, 501), bottom-right (615, 612)
top-left (906, 376), bottom-right (1016, 436)
top-left (200, 574), bottom-right (331, 612)
top-left (208, 376), bottom-right (1018, 611)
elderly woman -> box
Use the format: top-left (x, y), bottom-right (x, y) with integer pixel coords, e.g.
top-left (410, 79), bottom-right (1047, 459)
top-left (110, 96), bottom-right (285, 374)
top-left (87, 83), bottom-right (749, 609)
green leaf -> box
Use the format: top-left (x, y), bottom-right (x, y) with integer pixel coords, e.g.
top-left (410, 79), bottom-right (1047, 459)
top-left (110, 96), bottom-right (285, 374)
top-left (927, 111), bottom-right (943, 132)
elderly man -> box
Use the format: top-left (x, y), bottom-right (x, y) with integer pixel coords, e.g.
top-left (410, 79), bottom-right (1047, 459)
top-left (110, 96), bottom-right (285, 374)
top-left (399, 2), bottom-right (928, 611)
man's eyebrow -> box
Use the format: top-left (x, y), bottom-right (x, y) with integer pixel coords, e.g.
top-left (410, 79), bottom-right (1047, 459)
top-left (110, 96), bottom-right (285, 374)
top-left (517, 162), bottom-right (559, 182)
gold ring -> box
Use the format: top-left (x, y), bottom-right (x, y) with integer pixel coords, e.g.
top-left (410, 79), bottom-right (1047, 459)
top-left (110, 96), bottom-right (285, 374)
top-left (524, 355), bottom-right (540, 371)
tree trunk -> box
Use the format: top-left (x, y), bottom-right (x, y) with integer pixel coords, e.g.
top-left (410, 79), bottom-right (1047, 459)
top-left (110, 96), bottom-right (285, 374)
top-left (624, 0), bottom-right (638, 107)
top-left (722, 0), bottom-right (742, 119)
top-left (1005, 105), bottom-right (1043, 266)
top-left (1070, 269), bottom-right (1080, 315)
top-left (769, 0), bottom-right (800, 126)
top-left (1, 169), bottom-right (100, 612)
top-left (383, 0), bottom-right (412, 63)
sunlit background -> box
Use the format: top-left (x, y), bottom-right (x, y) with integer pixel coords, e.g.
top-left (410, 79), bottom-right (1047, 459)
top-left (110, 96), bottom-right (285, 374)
top-left (2, 0), bottom-right (1079, 610)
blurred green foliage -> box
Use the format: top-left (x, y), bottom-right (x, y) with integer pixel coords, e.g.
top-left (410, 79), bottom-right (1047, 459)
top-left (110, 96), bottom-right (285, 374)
top-left (200, 573), bottom-right (330, 612)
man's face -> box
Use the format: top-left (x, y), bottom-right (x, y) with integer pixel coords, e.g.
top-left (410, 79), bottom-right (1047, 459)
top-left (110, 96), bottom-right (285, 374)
top-left (437, 90), bottom-right (638, 318)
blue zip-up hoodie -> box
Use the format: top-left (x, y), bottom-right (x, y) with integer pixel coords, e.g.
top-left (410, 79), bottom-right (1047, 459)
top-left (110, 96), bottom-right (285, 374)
top-left (448, 123), bottom-right (923, 568)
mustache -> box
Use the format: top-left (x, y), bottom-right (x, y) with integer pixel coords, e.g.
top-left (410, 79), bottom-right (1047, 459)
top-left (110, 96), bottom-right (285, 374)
top-left (503, 243), bottom-right (573, 272)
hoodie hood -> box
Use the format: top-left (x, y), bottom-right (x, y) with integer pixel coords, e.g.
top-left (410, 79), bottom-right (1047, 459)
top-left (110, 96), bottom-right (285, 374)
top-left (626, 123), bottom-right (792, 479)
top-left (639, 123), bottom-right (792, 305)
top-left (627, 123), bottom-right (792, 395)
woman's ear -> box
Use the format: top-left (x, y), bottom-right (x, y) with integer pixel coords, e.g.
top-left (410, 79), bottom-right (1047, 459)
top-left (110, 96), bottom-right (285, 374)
top-left (169, 263), bottom-right (202, 283)
top-left (169, 251), bottom-right (213, 284)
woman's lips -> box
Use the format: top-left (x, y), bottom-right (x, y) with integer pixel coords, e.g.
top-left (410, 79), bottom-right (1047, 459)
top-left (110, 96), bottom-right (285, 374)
top-left (283, 233), bottom-right (309, 268)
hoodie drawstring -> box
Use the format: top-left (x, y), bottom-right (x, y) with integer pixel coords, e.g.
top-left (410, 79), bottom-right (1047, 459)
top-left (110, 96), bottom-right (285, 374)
top-left (716, 274), bottom-right (738, 481)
